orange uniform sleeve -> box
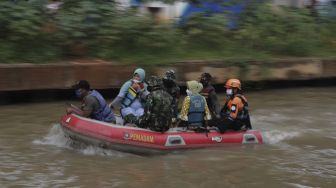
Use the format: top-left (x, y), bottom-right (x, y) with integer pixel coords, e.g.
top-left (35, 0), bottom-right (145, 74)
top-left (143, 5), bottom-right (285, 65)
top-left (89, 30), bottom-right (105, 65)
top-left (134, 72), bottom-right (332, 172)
top-left (229, 97), bottom-right (244, 119)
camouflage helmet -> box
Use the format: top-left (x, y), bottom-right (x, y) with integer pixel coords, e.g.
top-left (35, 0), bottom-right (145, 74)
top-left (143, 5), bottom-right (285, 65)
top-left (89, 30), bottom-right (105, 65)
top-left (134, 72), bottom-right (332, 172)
top-left (147, 76), bottom-right (163, 88)
top-left (164, 70), bottom-right (176, 80)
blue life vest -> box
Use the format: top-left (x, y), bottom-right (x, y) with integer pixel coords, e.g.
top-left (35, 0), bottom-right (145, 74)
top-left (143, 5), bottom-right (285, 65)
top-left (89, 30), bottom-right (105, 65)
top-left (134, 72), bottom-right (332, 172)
top-left (90, 90), bottom-right (115, 122)
top-left (121, 86), bottom-right (138, 108)
top-left (188, 95), bottom-right (205, 126)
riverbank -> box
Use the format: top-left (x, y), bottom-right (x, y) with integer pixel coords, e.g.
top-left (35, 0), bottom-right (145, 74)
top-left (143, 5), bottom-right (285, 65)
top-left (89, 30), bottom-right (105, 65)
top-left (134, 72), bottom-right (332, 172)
top-left (1, 58), bottom-right (335, 91)
top-left (0, 58), bottom-right (335, 104)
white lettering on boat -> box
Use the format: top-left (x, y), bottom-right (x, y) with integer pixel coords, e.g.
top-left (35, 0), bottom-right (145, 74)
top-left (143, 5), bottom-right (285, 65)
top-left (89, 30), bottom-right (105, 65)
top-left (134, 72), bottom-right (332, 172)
top-left (124, 132), bottom-right (154, 143)
top-left (211, 136), bottom-right (223, 143)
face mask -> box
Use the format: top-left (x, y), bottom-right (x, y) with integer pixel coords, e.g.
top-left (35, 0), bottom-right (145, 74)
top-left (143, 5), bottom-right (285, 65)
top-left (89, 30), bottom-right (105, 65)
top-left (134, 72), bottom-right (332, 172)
top-left (132, 79), bottom-right (141, 84)
top-left (226, 88), bottom-right (233, 96)
top-left (75, 89), bottom-right (82, 98)
top-left (186, 89), bottom-right (192, 96)
top-left (133, 74), bottom-right (141, 82)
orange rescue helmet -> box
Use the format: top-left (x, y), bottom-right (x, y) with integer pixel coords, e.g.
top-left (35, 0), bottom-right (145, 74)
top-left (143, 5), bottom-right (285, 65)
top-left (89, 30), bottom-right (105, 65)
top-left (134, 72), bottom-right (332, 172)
top-left (225, 78), bottom-right (241, 89)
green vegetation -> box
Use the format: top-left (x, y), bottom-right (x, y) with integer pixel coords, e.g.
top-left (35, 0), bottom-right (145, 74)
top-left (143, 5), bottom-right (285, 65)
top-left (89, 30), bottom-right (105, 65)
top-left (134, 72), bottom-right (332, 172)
top-left (0, 0), bottom-right (335, 64)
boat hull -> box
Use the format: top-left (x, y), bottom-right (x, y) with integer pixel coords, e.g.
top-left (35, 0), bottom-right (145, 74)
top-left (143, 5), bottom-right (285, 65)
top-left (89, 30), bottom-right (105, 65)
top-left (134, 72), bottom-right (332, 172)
top-left (60, 114), bottom-right (263, 154)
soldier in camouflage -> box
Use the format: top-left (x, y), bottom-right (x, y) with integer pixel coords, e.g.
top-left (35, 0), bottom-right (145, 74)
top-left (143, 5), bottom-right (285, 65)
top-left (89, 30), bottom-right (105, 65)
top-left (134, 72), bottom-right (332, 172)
top-left (162, 70), bottom-right (180, 119)
top-left (140, 76), bottom-right (174, 132)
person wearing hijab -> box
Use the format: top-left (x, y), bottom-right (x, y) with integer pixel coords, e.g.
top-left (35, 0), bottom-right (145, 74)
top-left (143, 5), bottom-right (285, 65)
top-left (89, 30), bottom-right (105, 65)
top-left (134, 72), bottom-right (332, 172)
top-left (110, 68), bottom-right (149, 124)
top-left (179, 80), bottom-right (211, 129)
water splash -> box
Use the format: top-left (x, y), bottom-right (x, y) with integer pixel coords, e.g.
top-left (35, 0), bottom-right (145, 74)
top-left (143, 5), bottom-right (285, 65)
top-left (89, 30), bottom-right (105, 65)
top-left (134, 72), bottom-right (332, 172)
top-left (32, 124), bottom-right (70, 148)
top-left (33, 124), bottom-right (130, 157)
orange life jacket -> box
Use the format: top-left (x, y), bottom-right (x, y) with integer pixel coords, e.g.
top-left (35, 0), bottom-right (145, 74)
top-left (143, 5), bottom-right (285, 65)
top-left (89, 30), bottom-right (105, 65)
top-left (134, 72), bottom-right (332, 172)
top-left (222, 94), bottom-right (249, 120)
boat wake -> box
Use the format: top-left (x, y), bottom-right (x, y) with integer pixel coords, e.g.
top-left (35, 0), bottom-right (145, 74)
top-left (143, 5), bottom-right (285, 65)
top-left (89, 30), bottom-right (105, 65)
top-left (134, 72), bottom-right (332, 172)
top-left (252, 112), bottom-right (303, 145)
top-left (262, 130), bottom-right (301, 144)
top-left (33, 124), bottom-right (130, 157)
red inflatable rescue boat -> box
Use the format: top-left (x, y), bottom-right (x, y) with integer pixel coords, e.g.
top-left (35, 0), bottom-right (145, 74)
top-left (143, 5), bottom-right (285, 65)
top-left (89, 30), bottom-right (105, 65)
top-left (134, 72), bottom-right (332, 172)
top-left (60, 114), bottom-right (263, 154)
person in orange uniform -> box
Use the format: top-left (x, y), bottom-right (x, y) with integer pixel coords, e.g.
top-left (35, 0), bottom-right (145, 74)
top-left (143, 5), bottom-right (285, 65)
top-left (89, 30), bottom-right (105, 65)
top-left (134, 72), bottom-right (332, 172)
top-left (218, 78), bottom-right (252, 133)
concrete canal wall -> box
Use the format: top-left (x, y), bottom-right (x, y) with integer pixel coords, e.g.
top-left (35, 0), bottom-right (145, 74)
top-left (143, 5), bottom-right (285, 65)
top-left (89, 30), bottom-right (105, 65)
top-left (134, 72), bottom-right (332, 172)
top-left (0, 58), bottom-right (335, 91)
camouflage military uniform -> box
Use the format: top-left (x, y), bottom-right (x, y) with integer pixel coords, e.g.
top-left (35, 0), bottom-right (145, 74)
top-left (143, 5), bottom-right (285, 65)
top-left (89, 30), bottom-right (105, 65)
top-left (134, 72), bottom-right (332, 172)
top-left (141, 76), bottom-right (173, 132)
top-left (162, 70), bottom-right (180, 118)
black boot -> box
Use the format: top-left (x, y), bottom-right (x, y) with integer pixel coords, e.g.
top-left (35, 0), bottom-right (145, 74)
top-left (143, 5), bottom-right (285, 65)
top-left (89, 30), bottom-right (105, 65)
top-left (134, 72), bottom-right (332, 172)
top-left (124, 114), bottom-right (138, 125)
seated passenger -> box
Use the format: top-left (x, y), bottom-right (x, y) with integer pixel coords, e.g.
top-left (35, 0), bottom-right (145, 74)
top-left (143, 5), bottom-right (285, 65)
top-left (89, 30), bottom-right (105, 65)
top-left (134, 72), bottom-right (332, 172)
top-left (179, 80), bottom-right (212, 129)
top-left (110, 68), bottom-right (149, 124)
top-left (139, 76), bottom-right (173, 132)
top-left (217, 79), bottom-right (252, 133)
top-left (199, 73), bottom-right (221, 127)
top-left (66, 80), bottom-right (115, 122)
top-left (162, 70), bottom-right (180, 120)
